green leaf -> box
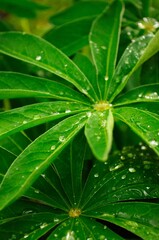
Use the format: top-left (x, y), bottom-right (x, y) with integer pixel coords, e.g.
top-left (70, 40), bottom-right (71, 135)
top-left (89, 0), bottom-right (124, 99)
top-left (0, 32), bottom-right (98, 102)
top-left (0, 132), bottom-right (31, 156)
top-left (73, 53), bottom-right (100, 98)
top-left (113, 107), bottom-right (159, 156)
top-left (47, 217), bottom-right (123, 240)
top-left (0, 113), bottom-right (88, 210)
top-left (44, 18), bottom-right (93, 56)
top-left (0, 72), bottom-right (90, 104)
top-left (114, 84), bottom-right (159, 106)
top-left (127, 102), bottom-right (159, 116)
top-left (49, 1), bottom-right (107, 25)
top-left (86, 202), bottom-right (159, 239)
top-left (0, 101), bottom-right (90, 140)
top-left (0, 199), bottom-right (68, 240)
top-left (107, 30), bottom-right (159, 101)
top-left (85, 110), bottom-right (114, 161)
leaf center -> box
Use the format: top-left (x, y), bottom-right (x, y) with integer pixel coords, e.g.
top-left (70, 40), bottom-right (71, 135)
top-left (69, 208), bottom-right (81, 218)
top-left (94, 101), bottom-right (112, 111)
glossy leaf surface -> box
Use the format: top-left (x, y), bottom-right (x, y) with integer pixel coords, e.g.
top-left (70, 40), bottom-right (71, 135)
top-left (0, 101), bottom-right (90, 139)
top-left (0, 32), bottom-right (98, 102)
top-left (0, 113), bottom-right (87, 210)
top-left (107, 31), bottom-right (159, 101)
top-left (114, 83), bottom-right (159, 106)
top-left (85, 110), bottom-right (114, 161)
top-left (0, 72), bottom-right (90, 104)
top-left (89, 0), bottom-right (123, 99)
top-left (114, 107), bottom-right (159, 156)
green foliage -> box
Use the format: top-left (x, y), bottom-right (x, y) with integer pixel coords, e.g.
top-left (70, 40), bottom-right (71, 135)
top-left (0, 0), bottom-right (159, 239)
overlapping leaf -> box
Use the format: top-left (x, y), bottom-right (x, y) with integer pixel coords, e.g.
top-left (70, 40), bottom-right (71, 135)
top-left (89, 0), bottom-right (124, 99)
top-left (113, 107), bottom-right (159, 156)
top-left (0, 72), bottom-right (90, 104)
top-left (107, 30), bottom-right (159, 101)
top-left (0, 32), bottom-right (98, 102)
top-left (114, 83), bottom-right (159, 106)
top-left (85, 110), bottom-right (114, 161)
top-left (0, 113), bottom-right (88, 210)
top-left (0, 101), bottom-right (90, 139)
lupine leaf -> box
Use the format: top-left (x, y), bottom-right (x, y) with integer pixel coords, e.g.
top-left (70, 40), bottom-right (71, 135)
top-left (113, 107), bottom-right (159, 156)
top-left (0, 72), bottom-right (91, 104)
top-left (107, 30), bottom-right (159, 101)
top-left (0, 101), bottom-right (90, 139)
top-left (0, 113), bottom-right (88, 210)
top-left (0, 32), bottom-right (98, 102)
top-left (89, 0), bottom-right (124, 99)
top-left (114, 84), bottom-right (159, 106)
top-left (0, 199), bottom-right (68, 240)
top-left (79, 144), bottom-right (159, 210)
top-left (85, 109), bottom-right (114, 161)
top-left (86, 202), bottom-right (159, 239)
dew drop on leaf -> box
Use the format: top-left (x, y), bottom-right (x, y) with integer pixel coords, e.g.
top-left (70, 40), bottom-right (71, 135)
top-left (59, 136), bottom-right (65, 142)
top-left (128, 167), bottom-right (136, 173)
top-left (94, 173), bottom-right (99, 178)
top-left (149, 140), bottom-right (158, 147)
top-left (23, 234), bottom-right (29, 239)
top-left (65, 109), bottom-right (71, 113)
top-left (51, 145), bottom-right (56, 150)
top-left (40, 223), bottom-right (48, 229)
top-left (36, 55), bottom-right (42, 61)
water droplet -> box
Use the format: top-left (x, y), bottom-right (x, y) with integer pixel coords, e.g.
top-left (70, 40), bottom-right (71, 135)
top-left (34, 189), bottom-right (40, 194)
top-left (121, 175), bottom-right (126, 179)
top-left (109, 163), bottom-right (124, 171)
top-left (81, 89), bottom-right (88, 95)
top-left (101, 45), bottom-right (107, 50)
top-left (54, 218), bottom-right (59, 223)
top-left (144, 92), bottom-right (159, 99)
top-left (94, 173), bottom-right (99, 178)
top-left (104, 75), bottom-right (109, 81)
top-left (65, 109), bottom-right (71, 113)
top-left (59, 136), bottom-right (65, 142)
top-left (86, 112), bottom-right (92, 117)
top-left (40, 223), bottom-right (48, 229)
top-left (35, 166), bottom-right (39, 170)
top-left (23, 120), bottom-right (28, 124)
top-left (101, 120), bottom-right (107, 128)
top-left (128, 168), bottom-right (136, 173)
top-left (36, 55), bottom-right (42, 61)
top-left (149, 140), bottom-right (158, 147)
top-left (24, 234), bottom-right (29, 239)
top-left (41, 174), bottom-right (46, 178)
top-left (51, 145), bottom-right (56, 150)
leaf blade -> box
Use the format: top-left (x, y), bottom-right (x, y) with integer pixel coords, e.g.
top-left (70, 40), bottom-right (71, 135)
top-left (0, 32), bottom-right (98, 102)
top-left (85, 110), bottom-right (114, 161)
top-left (89, 0), bottom-right (124, 99)
top-left (0, 113), bottom-right (87, 210)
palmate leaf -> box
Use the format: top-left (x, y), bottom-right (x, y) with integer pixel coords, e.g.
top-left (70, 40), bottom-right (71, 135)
top-left (85, 110), bottom-right (114, 161)
top-left (0, 101), bottom-right (90, 139)
top-left (0, 199), bottom-right (68, 240)
top-left (107, 30), bottom-right (159, 102)
top-left (0, 113), bottom-right (88, 210)
top-left (89, 0), bottom-right (124, 99)
top-left (0, 32), bottom-right (98, 102)
top-left (47, 217), bottom-right (123, 240)
top-left (114, 83), bottom-right (159, 106)
top-left (0, 140), bottom-right (159, 239)
top-left (0, 72), bottom-right (90, 104)
top-left (86, 202), bottom-right (159, 240)
top-left (113, 107), bottom-right (159, 156)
